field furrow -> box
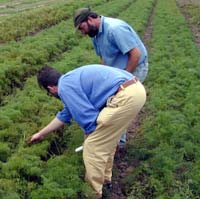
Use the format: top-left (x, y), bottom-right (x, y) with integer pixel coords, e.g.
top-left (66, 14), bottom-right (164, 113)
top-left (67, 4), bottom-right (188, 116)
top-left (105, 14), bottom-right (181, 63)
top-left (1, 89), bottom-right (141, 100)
top-left (1, 0), bottom-right (199, 198)
top-left (0, 0), bottom-right (133, 103)
top-left (124, 0), bottom-right (200, 198)
top-left (0, 0), bottom-right (155, 198)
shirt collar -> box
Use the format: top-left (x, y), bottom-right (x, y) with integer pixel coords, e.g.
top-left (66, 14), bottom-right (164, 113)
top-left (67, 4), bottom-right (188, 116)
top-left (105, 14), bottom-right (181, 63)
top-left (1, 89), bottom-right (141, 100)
top-left (99, 16), bottom-right (104, 33)
top-left (95, 15), bottom-right (104, 38)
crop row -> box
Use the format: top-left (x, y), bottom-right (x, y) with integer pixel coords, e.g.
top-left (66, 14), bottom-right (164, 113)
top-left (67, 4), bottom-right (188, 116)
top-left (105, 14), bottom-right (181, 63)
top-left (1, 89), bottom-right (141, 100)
top-left (0, 0), bottom-right (134, 104)
top-left (118, 0), bottom-right (155, 35)
top-left (0, 0), bottom-right (102, 43)
top-left (0, 0), bottom-right (66, 15)
top-left (0, 0), bottom-right (146, 164)
top-left (124, 0), bottom-right (200, 198)
top-left (181, 3), bottom-right (200, 25)
top-left (0, 0), bottom-right (156, 198)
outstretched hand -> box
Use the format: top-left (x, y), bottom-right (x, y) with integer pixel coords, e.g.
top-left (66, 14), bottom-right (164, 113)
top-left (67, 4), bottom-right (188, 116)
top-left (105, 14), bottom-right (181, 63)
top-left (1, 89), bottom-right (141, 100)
top-left (27, 132), bottom-right (44, 145)
top-left (26, 117), bottom-right (64, 146)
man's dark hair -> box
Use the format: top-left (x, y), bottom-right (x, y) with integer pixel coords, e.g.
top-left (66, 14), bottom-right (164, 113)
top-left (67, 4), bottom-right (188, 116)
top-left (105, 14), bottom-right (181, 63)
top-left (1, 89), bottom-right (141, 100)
top-left (81, 12), bottom-right (98, 25)
top-left (37, 65), bottom-right (61, 90)
top-left (73, 7), bottom-right (98, 28)
top-left (88, 12), bottom-right (98, 19)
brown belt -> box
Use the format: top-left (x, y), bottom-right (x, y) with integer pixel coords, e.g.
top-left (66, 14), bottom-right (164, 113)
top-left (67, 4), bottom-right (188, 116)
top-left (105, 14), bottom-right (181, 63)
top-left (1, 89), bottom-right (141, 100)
top-left (117, 77), bottom-right (139, 92)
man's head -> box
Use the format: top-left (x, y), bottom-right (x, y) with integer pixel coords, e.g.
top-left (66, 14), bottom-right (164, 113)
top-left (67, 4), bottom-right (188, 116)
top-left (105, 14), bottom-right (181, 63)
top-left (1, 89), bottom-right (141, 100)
top-left (37, 65), bottom-right (61, 98)
top-left (73, 7), bottom-right (100, 37)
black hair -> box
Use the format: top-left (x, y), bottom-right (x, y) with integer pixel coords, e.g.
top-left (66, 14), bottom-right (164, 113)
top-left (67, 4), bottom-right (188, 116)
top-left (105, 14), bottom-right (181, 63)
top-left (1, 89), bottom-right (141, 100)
top-left (88, 12), bottom-right (98, 19)
top-left (80, 12), bottom-right (98, 24)
top-left (37, 65), bottom-right (61, 90)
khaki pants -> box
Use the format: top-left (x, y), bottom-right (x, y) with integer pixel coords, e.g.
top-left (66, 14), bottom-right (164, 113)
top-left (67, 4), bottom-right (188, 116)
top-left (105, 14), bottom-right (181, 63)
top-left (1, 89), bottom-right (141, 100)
top-left (83, 81), bottom-right (146, 196)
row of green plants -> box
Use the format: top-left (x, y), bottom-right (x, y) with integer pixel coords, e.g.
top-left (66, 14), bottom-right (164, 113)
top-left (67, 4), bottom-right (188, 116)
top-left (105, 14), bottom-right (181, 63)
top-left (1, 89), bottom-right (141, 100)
top-left (0, 0), bottom-right (64, 15)
top-left (0, 0), bottom-right (157, 198)
top-left (0, 75), bottom-right (96, 199)
top-left (182, 3), bottom-right (200, 25)
top-left (0, 0), bottom-right (12, 3)
top-left (0, 19), bottom-right (77, 104)
top-left (0, 0), bottom-right (144, 169)
top-left (123, 0), bottom-right (200, 198)
top-left (0, 0), bottom-right (143, 154)
top-left (118, 0), bottom-right (155, 36)
top-left (0, 0), bottom-right (152, 154)
top-left (0, 0), bottom-right (58, 11)
top-left (0, 0), bottom-right (135, 104)
top-left (0, 0), bottom-right (97, 43)
top-left (0, 43), bottom-right (99, 199)
top-left (0, 0), bottom-right (117, 104)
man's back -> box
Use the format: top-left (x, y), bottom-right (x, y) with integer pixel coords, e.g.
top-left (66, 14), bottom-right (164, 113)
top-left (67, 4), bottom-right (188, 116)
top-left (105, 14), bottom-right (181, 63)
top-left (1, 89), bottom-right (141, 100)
top-left (92, 16), bottom-right (148, 69)
top-left (58, 64), bottom-right (134, 109)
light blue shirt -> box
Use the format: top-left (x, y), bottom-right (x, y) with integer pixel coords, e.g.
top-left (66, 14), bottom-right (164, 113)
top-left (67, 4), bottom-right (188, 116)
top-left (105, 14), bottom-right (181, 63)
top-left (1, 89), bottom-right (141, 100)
top-left (56, 64), bottom-right (133, 134)
top-left (92, 16), bottom-right (148, 70)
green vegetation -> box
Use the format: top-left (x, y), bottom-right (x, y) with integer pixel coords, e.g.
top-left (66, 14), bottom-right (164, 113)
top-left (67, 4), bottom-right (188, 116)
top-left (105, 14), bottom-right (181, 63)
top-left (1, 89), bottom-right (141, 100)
top-left (123, 0), bottom-right (200, 198)
top-left (0, 0), bottom-right (154, 198)
top-left (0, 0), bottom-right (103, 43)
top-left (183, 4), bottom-right (200, 25)
top-left (0, 0), bottom-right (132, 103)
top-left (0, 0), bottom-right (72, 15)
top-left (0, 0), bottom-right (199, 198)
top-left (0, 6), bottom-right (87, 101)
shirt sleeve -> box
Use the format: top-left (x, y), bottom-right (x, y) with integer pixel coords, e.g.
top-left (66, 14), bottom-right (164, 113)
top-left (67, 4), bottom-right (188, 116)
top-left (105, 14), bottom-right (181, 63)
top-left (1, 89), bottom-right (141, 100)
top-left (59, 86), bottom-right (99, 134)
top-left (110, 25), bottom-right (138, 55)
top-left (56, 105), bottom-right (72, 124)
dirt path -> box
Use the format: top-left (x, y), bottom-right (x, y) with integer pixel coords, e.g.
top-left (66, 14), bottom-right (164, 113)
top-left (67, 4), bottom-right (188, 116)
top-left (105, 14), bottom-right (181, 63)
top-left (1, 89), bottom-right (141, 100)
top-left (176, 2), bottom-right (200, 47)
top-left (105, 1), bottom-right (156, 198)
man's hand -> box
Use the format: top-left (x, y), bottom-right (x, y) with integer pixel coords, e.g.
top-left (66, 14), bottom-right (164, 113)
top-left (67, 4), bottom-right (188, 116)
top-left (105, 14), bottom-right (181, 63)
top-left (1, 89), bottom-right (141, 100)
top-left (27, 132), bottom-right (44, 145)
top-left (27, 117), bottom-right (64, 146)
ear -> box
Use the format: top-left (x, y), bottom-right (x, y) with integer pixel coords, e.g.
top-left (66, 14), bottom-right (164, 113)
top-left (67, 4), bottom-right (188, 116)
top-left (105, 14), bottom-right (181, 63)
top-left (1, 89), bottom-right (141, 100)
top-left (87, 16), bottom-right (93, 23)
top-left (47, 86), bottom-right (57, 93)
top-left (47, 85), bottom-right (53, 92)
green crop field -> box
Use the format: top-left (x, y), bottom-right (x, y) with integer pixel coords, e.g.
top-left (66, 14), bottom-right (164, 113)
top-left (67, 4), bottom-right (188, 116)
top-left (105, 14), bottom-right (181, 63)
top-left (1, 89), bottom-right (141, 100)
top-left (0, 0), bottom-right (199, 198)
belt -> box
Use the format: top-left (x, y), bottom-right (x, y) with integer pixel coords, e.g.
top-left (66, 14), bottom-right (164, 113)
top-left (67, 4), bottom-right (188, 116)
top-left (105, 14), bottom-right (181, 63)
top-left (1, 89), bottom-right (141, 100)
top-left (117, 77), bottom-right (138, 92)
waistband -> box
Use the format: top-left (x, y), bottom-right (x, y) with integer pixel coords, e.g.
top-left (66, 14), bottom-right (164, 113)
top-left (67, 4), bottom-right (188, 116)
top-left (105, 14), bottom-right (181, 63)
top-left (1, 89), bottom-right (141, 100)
top-left (117, 77), bottom-right (139, 92)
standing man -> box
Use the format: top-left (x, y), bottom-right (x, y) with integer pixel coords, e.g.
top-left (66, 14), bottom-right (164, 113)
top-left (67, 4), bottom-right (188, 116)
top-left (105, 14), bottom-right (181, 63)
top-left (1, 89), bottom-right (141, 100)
top-left (28, 64), bottom-right (146, 199)
top-left (73, 7), bottom-right (148, 147)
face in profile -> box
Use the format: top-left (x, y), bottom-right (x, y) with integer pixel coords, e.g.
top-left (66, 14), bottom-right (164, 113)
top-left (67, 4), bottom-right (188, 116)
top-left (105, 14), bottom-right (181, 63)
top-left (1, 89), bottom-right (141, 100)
top-left (87, 22), bottom-right (99, 37)
top-left (47, 87), bottom-right (60, 99)
top-left (78, 20), bottom-right (99, 37)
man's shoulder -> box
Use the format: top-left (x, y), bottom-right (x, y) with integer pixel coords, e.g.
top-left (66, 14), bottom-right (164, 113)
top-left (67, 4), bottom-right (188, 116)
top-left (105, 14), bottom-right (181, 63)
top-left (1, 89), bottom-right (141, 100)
top-left (103, 16), bottom-right (130, 30)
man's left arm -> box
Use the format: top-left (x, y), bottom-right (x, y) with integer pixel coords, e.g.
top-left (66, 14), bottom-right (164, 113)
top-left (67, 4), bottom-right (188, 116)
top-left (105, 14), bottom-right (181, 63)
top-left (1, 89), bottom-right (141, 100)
top-left (126, 47), bottom-right (141, 73)
top-left (111, 25), bottom-right (142, 73)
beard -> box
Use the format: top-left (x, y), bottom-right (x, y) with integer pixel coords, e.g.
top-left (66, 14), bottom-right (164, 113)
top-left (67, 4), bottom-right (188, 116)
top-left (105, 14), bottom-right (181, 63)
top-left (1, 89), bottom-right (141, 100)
top-left (87, 22), bottom-right (99, 37)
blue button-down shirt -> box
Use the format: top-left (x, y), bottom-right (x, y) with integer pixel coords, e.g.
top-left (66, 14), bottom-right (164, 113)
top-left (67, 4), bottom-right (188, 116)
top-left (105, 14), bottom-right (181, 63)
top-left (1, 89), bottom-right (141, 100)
top-left (92, 16), bottom-right (148, 70)
top-left (56, 64), bottom-right (133, 134)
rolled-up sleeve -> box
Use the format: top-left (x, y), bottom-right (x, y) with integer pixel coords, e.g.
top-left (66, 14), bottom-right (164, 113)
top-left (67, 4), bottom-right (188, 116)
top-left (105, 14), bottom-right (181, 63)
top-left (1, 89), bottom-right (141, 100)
top-left (111, 25), bottom-right (138, 54)
top-left (56, 105), bottom-right (72, 124)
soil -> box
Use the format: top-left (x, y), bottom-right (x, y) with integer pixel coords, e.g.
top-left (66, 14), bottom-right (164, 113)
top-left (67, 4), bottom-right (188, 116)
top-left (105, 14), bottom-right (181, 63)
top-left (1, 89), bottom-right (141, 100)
top-left (176, 1), bottom-right (200, 47)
